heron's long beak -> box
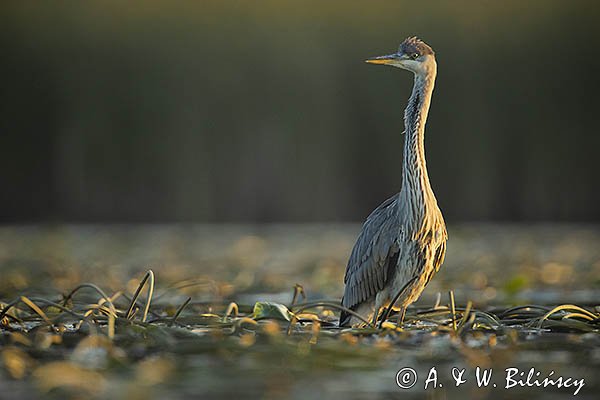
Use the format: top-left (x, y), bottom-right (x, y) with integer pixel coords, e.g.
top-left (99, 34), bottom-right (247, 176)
top-left (365, 53), bottom-right (400, 65)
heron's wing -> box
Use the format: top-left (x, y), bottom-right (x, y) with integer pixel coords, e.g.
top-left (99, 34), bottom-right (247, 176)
top-left (433, 231), bottom-right (447, 273)
top-left (342, 194), bottom-right (401, 310)
top-left (425, 225), bottom-right (447, 285)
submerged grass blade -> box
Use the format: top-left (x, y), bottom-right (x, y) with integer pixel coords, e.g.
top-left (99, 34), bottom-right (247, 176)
top-left (449, 290), bottom-right (457, 331)
top-left (457, 300), bottom-right (473, 334)
top-left (62, 283), bottom-right (118, 339)
top-left (63, 284), bottom-right (117, 316)
top-left (537, 304), bottom-right (598, 329)
top-left (292, 302), bottom-right (373, 328)
top-left (290, 284), bottom-right (306, 307)
top-left (171, 297), bottom-right (192, 325)
top-left (126, 270), bottom-right (155, 323)
top-left (20, 296), bottom-right (51, 324)
top-left (561, 312), bottom-right (594, 321)
top-left (223, 302), bottom-right (239, 321)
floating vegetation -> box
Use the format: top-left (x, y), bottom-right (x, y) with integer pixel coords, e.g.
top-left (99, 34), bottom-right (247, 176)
top-left (0, 225), bottom-right (599, 398)
top-left (1, 271), bottom-right (599, 399)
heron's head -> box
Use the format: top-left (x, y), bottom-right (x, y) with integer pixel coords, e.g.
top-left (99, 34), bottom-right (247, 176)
top-left (366, 37), bottom-right (436, 76)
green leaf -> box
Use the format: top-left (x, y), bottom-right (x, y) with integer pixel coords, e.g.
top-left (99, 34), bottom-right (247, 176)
top-left (251, 302), bottom-right (293, 321)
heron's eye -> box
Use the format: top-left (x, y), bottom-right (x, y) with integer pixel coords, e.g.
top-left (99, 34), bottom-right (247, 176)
top-left (411, 53), bottom-right (419, 60)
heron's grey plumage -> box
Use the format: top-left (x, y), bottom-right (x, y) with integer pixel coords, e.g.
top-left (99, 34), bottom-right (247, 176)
top-left (340, 37), bottom-right (447, 327)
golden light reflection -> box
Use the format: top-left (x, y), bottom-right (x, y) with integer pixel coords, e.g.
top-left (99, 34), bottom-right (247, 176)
top-left (541, 263), bottom-right (573, 285)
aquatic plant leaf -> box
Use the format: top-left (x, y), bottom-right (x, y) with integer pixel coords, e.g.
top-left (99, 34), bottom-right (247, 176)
top-left (251, 302), bottom-right (293, 321)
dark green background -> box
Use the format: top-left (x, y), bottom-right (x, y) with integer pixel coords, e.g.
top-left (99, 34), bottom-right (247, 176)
top-left (2, 1), bottom-right (599, 222)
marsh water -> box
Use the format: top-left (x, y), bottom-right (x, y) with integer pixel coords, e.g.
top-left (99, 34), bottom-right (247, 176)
top-left (0, 224), bottom-right (599, 399)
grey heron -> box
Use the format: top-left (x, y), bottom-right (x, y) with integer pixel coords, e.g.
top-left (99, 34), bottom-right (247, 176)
top-left (340, 37), bottom-right (447, 327)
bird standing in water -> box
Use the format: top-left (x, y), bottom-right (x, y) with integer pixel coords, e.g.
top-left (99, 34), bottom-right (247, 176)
top-left (340, 37), bottom-right (447, 327)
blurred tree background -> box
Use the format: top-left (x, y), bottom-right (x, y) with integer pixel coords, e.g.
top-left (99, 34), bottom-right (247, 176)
top-left (1, 0), bottom-right (599, 223)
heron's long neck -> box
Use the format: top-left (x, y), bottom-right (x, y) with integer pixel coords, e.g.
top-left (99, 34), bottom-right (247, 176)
top-left (399, 70), bottom-right (438, 229)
